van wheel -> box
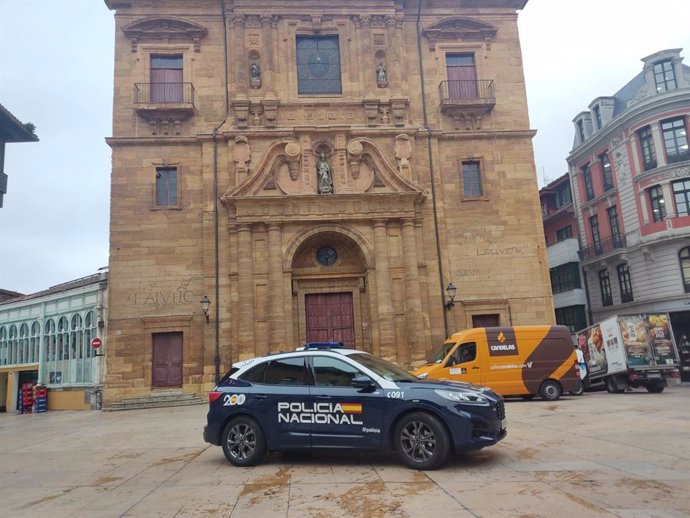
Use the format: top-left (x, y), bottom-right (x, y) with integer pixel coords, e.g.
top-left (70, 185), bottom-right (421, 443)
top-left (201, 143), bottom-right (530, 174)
top-left (539, 380), bottom-right (562, 401)
top-left (569, 379), bottom-right (584, 396)
top-left (221, 416), bottom-right (267, 467)
top-left (394, 412), bottom-right (450, 470)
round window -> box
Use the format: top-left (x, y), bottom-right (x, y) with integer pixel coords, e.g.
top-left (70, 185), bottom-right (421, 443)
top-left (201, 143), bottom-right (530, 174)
top-left (316, 246), bottom-right (337, 266)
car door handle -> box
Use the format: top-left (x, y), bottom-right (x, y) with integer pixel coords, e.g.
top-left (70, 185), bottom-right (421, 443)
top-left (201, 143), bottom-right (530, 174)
top-left (471, 366), bottom-right (480, 369)
top-left (254, 394), bottom-right (268, 399)
top-left (315, 395), bottom-right (332, 399)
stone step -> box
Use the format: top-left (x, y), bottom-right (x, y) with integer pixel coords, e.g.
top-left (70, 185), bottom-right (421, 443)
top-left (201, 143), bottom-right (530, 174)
top-left (103, 392), bottom-right (207, 411)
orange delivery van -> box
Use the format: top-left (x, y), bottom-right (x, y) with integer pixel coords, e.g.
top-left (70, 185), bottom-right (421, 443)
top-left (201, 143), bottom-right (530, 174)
top-left (411, 326), bottom-right (579, 400)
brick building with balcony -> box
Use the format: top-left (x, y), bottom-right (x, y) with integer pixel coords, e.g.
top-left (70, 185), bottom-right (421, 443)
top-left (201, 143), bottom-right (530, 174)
top-left (540, 173), bottom-right (588, 334)
top-left (567, 49), bottom-right (690, 372)
top-left (103, 0), bottom-right (554, 403)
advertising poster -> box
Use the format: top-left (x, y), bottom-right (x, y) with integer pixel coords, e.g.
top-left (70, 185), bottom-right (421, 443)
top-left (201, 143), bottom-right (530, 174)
top-left (645, 314), bottom-right (678, 365)
top-left (617, 315), bottom-right (652, 366)
top-left (584, 324), bottom-right (607, 377)
top-left (599, 317), bottom-right (626, 375)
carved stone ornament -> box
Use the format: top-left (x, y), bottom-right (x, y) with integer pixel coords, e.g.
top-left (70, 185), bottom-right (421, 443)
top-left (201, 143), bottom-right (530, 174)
top-left (394, 134), bottom-right (413, 178)
top-left (347, 140), bottom-right (364, 179)
top-left (284, 142), bottom-right (302, 181)
top-left (422, 17), bottom-right (497, 51)
top-left (233, 136), bottom-right (251, 177)
top-left (232, 96), bottom-right (251, 129)
top-left (122, 17), bottom-right (208, 52)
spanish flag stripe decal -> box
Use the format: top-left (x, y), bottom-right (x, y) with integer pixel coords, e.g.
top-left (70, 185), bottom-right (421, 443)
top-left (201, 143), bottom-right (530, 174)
top-left (341, 403), bottom-right (362, 413)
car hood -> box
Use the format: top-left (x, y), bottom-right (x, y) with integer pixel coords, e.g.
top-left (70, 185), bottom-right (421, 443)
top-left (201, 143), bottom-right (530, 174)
top-left (398, 379), bottom-right (501, 401)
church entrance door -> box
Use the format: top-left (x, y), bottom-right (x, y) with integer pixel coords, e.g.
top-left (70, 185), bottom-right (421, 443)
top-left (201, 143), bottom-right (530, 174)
top-left (305, 293), bottom-right (355, 348)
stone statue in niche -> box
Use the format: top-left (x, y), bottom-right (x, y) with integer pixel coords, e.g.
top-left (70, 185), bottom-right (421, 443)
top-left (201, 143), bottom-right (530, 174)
top-left (250, 62), bottom-right (262, 89)
top-left (376, 63), bottom-right (388, 88)
top-left (317, 152), bottom-right (333, 194)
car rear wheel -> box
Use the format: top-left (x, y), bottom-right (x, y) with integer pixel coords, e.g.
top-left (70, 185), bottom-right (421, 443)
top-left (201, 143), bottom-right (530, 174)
top-left (221, 416), bottom-right (267, 467)
top-left (394, 412), bottom-right (450, 470)
top-left (539, 380), bottom-right (562, 401)
top-left (606, 376), bottom-right (624, 394)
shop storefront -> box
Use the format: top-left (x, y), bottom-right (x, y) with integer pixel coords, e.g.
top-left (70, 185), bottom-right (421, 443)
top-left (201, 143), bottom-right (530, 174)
top-left (0, 271), bottom-right (107, 411)
top-left (670, 310), bottom-right (690, 382)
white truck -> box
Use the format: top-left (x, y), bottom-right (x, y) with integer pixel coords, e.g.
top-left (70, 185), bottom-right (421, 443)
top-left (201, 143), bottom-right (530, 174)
top-left (576, 313), bottom-right (681, 393)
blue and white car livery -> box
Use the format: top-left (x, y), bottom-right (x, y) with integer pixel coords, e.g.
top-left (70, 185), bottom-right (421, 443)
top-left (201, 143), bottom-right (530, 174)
top-left (203, 347), bottom-right (506, 470)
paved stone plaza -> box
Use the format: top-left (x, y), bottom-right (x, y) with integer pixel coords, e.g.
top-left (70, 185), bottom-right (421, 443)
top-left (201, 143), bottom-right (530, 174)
top-left (1, 386), bottom-right (688, 518)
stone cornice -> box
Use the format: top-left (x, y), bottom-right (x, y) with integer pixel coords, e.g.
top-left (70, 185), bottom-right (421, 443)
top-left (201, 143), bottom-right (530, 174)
top-left (227, 192), bottom-right (425, 224)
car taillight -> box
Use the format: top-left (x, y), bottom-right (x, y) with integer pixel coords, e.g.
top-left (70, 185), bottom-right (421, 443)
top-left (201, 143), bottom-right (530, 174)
top-left (671, 370), bottom-right (680, 378)
top-left (208, 391), bottom-right (223, 403)
top-left (628, 372), bottom-right (640, 381)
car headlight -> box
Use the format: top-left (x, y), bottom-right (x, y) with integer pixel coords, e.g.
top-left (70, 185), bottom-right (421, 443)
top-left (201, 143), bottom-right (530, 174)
top-left (417, 372), bottom-right (429, 379)
top-left (435, 389), bottom-right (490, 406)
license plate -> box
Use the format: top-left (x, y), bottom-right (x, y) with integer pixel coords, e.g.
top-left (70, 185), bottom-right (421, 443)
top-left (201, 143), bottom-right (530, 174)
top-left (647, 373), bottom-right (661, 378)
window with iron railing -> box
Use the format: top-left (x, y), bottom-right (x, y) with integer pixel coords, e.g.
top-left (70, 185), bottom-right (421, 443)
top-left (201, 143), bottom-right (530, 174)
top-left (590, 215), bottom-right (602, 255)
top-left (599, 269), bottom-right (613, 307)
top-left (662, 117), bottom-right (689, 164)
top-left (600, 152), bottom-right (614, 191)
top-left (673, 179), bottom-right (690, 216)
top-left (617, 263), bottom-right (634, 303)
top-left (607, 206), bottom-right (621, 247)
top-left (648, 185), bottom-right (666, 222)
top-left (638, 126), bottom-right (657, 171)
top-left (583, 164), bottom-right (595, 200)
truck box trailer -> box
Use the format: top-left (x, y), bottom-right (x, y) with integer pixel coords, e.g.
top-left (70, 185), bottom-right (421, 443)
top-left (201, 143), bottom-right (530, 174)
top-left (576, 313), bottom-right (681, 393)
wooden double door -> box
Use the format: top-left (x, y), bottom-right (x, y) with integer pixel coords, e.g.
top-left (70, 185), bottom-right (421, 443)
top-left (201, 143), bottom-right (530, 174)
top-left (152, 332), bottom-right (183, 387)
top-left (305, 293), bottom-right (355, 348)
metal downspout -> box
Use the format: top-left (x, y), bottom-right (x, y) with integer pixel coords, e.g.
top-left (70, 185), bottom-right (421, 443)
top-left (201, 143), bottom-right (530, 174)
top-left (416, 0), bottom-right (449, 338)
top-left (211, 0), bottom-right (231, 383)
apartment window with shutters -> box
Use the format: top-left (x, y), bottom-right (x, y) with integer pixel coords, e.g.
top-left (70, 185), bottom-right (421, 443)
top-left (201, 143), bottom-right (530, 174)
top-left (598, 269), bottom-right (613, 307)
top-left (617, 263), bottom-right (634, 303)
top-left (155, 167), bottom-right (178, 207)
top-left (151, 55), bottom-right (183, 103)
top-left (555, 183), bottom-right (572, 208)
top-left (462, 161), bottom-right (482, 197)
top-left (673, 178), bottom-right (690, 216)
top-left (661, 117), bottom-right (689, 164)
top-left (648, 185), bottom-right (666, 222)
top-left (296, 36), bottom-right (342, 95)
top-left (590, 215), bottom-right (602, 255)
top-left (600, 152), bottom-right (614, 191)
top-left (593, 105), bottom-right (602, 130)
top-left (638, 126), bottom-right (657, 170)
top-left (446, 54), bottom-right (478, 99)
top-left (583, 164), bottom-right (595, 200)
top-left (607, 206), bottom-right (621, 247)
top-left (654, 60), bottom-right (677, 92)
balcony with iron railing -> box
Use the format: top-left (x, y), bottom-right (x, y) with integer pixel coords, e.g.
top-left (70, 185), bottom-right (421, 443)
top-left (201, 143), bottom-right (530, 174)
top-left (133, 82), bottom-right (195, 122)
top-left (578, 234), bottom-right (627, 260)
top-left (438, 80), bottom-right (496, 120)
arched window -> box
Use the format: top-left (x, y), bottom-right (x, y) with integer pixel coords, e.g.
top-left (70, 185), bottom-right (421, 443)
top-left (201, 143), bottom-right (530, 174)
top-left (31, 322), bottom-right (40, 363)
top-left (58, 317), bottom-right (69, 360)
top-left (84, 311), bottom-right (95, 359)
top-left (681, 247), bottom-right (690, 293)
top-left (19, 323), bottom-right (29, 364)
top-left (9, 325), bottom-right (18, 364)
top-left (71, 314), bottom-right (83, 359)
top-left (0, 326), bottom-right (6, 365)
top-left (45, 319), bottom-right (56, 361)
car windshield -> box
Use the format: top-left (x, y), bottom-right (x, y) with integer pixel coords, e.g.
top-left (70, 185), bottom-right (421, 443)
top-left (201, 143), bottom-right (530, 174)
top-left (430, 342), bottom-right (455, 364)
top-left (349, 353), bottom-right (418, 382)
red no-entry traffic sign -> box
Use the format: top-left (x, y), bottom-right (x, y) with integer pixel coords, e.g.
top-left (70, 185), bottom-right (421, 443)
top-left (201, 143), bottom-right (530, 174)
top-left (91, 337), bottom-right (102, 350)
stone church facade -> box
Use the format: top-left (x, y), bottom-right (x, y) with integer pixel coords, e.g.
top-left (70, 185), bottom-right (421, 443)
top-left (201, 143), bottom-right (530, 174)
top-left (103, 0), bottom-right (553, 402)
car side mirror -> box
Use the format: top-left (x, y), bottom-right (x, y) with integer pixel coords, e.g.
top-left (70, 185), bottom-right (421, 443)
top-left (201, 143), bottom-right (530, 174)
top-left (351, 375), bottom-right (376, 392)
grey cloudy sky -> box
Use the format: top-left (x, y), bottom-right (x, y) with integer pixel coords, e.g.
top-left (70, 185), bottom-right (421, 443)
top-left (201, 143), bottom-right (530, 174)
top-left (1, 0), bottom-right (690, 295)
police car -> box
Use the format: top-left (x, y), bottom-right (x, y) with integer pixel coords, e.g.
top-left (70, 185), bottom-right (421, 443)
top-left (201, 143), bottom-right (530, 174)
top-left (203, 344), bottom-right (506, 470)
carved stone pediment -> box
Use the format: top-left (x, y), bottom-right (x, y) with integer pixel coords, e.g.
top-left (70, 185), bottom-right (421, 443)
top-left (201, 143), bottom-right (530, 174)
top-left (221, 136), bottom-right (425, 203)
top-left (422, 17), bottom-right (497, 51)
top-left (123, 17), bottom-right (208, 52)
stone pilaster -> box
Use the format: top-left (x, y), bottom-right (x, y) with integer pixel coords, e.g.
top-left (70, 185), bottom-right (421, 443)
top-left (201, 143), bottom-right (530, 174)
top-left (268, 223), bottom-right (285, 352)
top-left (373, 219), bottom-right (395, 359)
top-left (237, 224), bottom-right (255, 356)
top-left (402, 219), bottom-right (424, 367)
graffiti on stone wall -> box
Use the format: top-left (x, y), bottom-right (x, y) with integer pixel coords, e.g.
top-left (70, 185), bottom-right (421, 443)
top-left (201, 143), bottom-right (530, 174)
top-left (132, 276), bottom-right (203, 309)
top-left (476, 246), bottom-right (525, 256)
top-left (460, 226), bottom-right (505, 241)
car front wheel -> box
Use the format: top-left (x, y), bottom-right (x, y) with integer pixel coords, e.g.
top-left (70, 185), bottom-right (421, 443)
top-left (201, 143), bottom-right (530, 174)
top-left (221, 416), bottom-right (267, 467)
top-left (394, 412), bottom-right (450, 470)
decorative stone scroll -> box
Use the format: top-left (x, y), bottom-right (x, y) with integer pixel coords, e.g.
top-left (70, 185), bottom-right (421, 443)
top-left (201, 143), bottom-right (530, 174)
top-left (233, 136), bottom-right (251, 177)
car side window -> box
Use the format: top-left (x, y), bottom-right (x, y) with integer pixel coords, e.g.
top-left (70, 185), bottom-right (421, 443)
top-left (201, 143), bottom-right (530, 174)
top-left (238, 363), bottom-right (267, 383)
top-left (456, 342), bottom-right (477, 364)
top-left (312, 356), bottom-right (364, 387)
top-left (263, 357), bottom-right (307, 385)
